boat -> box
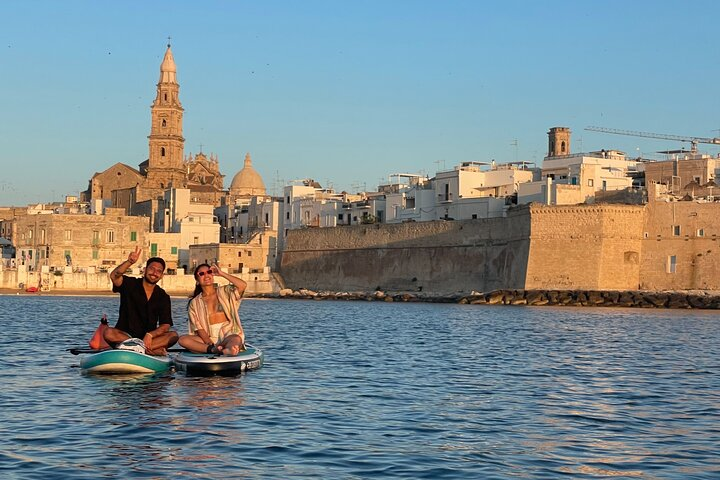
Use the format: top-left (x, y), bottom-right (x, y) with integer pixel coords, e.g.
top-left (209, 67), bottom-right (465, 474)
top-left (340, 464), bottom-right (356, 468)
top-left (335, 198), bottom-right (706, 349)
top-left (173, 344), bottom-right (264, 376)
top-left (80, 349), bottom-right (172, 374)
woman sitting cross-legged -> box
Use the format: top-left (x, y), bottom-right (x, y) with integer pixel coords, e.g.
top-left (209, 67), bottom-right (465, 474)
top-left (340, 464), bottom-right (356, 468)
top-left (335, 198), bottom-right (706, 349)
top-left (179, 263), bottom-right (247, 356)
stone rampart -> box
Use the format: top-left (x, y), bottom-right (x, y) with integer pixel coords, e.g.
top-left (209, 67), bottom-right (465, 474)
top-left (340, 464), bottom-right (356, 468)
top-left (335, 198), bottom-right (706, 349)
top-left (279, 204), bottom-right (674, 294)
top-left (525, 204), bottom-right (644, 290)
top-left (280, 208), bottom-right (531, 294)
top-left (641, 201), bottom-right (720, 290)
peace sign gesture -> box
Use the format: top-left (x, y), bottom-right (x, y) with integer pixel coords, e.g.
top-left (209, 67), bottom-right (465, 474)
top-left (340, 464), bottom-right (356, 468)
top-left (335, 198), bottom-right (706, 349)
top-left (128, 246), bottom-right (142, 265)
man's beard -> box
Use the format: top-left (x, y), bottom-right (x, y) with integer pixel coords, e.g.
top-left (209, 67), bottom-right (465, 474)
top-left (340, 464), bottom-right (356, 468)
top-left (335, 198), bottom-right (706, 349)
top-left (144, 274), bottom-right (160, 285)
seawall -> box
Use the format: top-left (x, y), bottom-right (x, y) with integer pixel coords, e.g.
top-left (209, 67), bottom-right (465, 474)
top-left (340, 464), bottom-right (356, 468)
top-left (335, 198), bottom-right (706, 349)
top-left (280, 207), bottom-right (531, 294)
top-left (0, 268), bottom-right (281, 296)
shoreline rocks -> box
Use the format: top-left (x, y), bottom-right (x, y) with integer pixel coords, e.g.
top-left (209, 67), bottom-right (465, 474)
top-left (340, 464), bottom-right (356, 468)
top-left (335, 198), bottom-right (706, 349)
top-left (258, 288), bottom-right (720, 310)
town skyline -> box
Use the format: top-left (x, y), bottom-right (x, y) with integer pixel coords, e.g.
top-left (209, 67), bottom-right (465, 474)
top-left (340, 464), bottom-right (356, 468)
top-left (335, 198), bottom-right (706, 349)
top-left (2, 0), bottom-right (720, 206)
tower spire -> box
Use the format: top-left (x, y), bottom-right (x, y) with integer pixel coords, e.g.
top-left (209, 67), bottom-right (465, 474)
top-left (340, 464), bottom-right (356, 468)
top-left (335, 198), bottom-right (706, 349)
top-left (146, 44), bottom-right (185, 190)
top-left (159, 43), bottom-right (177, 84)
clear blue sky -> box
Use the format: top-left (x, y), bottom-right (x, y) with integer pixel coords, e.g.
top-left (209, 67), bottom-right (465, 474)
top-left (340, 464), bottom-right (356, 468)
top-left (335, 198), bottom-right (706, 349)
top-left (1, 0), bottom-right (719, 205)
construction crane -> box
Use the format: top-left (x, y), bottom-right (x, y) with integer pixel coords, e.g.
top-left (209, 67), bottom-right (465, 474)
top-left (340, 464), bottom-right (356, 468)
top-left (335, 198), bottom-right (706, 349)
top-left (585, 126), bottom-right (720, 154)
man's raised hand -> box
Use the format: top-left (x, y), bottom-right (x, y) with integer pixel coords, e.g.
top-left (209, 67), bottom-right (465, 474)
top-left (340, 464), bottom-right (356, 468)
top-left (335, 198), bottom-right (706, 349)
top-left (128, 246), bottom-right (142, 264)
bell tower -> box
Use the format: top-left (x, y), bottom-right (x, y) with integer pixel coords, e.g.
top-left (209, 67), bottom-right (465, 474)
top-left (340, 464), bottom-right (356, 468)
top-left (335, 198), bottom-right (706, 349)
top-left (547, 127), bottom-right (571, 157)
top-left (146, 43), bottom-right (186, 189)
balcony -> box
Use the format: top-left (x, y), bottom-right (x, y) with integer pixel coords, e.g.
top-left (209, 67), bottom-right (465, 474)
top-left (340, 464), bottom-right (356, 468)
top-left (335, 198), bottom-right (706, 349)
top-left (438, 193), bottom-right (453, 203)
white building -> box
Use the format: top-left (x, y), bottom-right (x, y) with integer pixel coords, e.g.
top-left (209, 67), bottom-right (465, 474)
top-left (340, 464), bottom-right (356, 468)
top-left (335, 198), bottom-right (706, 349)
top-left (157, 188), bottom-right (220, 269)
top-left (384, 162), bottom-right (533, 223)
top-left (518, 150), bottom-right (639, 205)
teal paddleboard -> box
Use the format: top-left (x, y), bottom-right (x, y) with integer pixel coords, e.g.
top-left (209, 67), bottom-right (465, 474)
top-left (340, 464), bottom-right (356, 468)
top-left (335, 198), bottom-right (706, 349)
top-left (80, 349), bottom-right (171, 374)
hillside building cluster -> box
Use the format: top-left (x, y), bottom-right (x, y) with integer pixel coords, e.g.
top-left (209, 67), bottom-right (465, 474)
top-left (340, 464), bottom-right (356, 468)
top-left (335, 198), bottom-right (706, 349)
top-left (1, 45), bottom-right (719, 294)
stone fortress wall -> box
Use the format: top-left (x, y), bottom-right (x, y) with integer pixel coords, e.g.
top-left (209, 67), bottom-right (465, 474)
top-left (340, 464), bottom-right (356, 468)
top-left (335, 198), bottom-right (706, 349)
top-left (280, 207), bottom-right (532, 295)
top-left (641, 200), bottom-right (720, 290)
top-left (525, 205), bottom-right (645, 290)
top-left (280, 202), bottom-right (720, 294)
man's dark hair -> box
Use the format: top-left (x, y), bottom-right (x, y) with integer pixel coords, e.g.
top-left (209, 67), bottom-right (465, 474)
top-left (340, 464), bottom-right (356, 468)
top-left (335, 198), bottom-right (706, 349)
top-left (146, 257), bottom-right (166, 271)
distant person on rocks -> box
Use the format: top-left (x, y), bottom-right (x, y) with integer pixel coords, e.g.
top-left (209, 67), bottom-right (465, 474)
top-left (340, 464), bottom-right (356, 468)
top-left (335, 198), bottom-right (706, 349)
top-left (104, 246), bottom-right (178, 355)
top-left (178, 263), bottom-right (247, 356)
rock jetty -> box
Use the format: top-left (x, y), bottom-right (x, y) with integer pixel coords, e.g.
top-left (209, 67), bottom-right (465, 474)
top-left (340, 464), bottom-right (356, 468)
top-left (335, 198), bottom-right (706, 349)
top-left (252, 288), bottom-right (720, 310)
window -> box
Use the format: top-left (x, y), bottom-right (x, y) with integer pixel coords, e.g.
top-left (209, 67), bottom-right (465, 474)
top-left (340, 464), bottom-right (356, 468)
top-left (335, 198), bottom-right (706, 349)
top-left (151, 243), bottom-right (158, 256)
top-left (193, 236), bottom-right (199, 245)
top-left (265, 213), bottom-right (269, 226)
top-left (64, 229), bottom-right (72, 241)
top-left (162, 119), bottom-right (167, 127)
top-left (92, 230), bottom-right (100, 244)
top-left (238, 251), bottom-right (242, 257)
top-left (28, 229), bottom-right (33, 239)
top-left (286, 212), bottom-right (290, 220)
top-left (667, 255), bottom-right (677, 273)
top-left (106, 230), bottom-right (115, 243)
top-left (171, 246), bottom-right (178, 255)
top-left (161, 147), bottom-right (166, 157)
top-left (697, 229), bottom-right (705, 237)
top-left (40, 229), bottom-right (45, 244)
top-left (588, 179), bottom-right (594, 187)
top-left (338, 214), bottom-right (343, 221)
top-left (672, 225), bottom-right (681, 236)
top-left (130, 231), bottom-right (137, 242)
top-left (247, 251), bottom-right (252, 257)
top-left (92, 249), bottom-right (99, 260)
top-left (472, 214), bottom-right (478, 219)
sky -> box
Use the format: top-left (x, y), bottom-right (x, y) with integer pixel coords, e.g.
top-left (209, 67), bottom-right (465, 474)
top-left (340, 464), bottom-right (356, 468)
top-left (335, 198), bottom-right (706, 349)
top-left (1, 0), bottom-right (720, 205)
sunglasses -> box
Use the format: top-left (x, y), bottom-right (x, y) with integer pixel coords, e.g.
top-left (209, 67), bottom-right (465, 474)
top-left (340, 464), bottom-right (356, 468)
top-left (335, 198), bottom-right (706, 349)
top-left (197, 270), bottom-right (213, 277)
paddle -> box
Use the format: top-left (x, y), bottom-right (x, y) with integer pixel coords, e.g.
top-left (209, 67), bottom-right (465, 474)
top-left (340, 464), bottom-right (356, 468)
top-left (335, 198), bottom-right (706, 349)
top-left (68, 347), bottom-right (188, 355)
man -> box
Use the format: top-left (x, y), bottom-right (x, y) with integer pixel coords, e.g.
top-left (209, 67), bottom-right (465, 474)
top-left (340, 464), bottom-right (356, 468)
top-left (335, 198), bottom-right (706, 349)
top-left (103, 246), bottom-right (178, 355)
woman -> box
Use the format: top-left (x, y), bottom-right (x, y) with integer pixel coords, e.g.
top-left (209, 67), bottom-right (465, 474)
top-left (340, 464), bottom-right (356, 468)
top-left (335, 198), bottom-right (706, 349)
top-left (179, 263), bottom-right (247, 356)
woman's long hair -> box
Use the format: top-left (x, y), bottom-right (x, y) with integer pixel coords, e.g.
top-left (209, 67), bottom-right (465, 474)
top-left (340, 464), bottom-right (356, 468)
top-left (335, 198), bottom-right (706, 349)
top-left (187, 263), bottom-right (211, 309)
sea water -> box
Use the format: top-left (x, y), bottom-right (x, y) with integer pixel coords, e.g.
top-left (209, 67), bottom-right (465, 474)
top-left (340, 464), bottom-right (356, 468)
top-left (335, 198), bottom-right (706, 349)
top-left (0, 295), bottom-right (718, 479)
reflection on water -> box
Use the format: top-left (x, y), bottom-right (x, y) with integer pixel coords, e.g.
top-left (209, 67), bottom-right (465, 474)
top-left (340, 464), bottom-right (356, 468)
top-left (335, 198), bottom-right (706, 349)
top-left (0, 295), bottom-right (719, 479)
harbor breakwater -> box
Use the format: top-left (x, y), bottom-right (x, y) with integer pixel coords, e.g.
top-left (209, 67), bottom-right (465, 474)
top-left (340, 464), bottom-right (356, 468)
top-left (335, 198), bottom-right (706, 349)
top-left (265, 288), bottom-right (720, 310)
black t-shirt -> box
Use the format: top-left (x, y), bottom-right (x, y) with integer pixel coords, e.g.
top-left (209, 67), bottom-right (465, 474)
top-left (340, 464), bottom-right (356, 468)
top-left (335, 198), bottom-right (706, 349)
top-left (112, 275), bottom-right (173, 338)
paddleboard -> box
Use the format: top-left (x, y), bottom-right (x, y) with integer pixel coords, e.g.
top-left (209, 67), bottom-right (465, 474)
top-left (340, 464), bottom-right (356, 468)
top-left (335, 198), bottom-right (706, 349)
top-left (80, 349), bottom-right (172, 374)
top-left (173, 344), bottom-right (263, 376)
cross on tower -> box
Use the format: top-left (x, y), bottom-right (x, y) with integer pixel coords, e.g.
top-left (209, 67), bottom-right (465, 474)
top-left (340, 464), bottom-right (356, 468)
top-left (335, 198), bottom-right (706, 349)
top-left (167, 36), bottom-right (172, 48)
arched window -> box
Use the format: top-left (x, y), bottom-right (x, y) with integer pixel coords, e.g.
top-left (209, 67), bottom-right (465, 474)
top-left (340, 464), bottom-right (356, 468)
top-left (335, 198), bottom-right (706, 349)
top-left (162, 119), bottom-right (167, 127)
top-left (161, 147), bottom-right (166, 157)
top-left (561, 141), bottom-right (566, 153)
top-left (164, 93), bottom-right (167, 101)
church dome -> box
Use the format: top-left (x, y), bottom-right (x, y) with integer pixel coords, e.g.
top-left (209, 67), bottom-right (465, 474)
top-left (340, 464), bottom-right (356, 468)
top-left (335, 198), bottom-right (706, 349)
top-left (230, 153), bottom-right (267, 196)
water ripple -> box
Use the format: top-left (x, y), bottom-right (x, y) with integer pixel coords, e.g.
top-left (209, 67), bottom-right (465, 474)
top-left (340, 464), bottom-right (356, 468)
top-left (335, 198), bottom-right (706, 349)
top-left (0, 296), bottom-right (719, 478)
